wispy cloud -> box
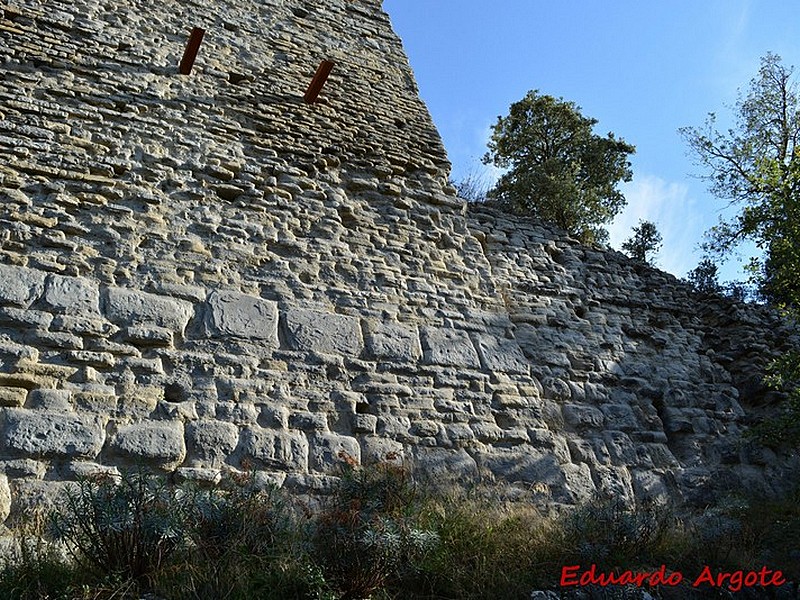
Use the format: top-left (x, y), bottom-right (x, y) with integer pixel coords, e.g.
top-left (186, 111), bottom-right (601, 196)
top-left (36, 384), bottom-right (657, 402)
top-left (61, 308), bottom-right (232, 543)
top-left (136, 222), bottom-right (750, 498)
top-left (610, 175), bottom-right (703, 277)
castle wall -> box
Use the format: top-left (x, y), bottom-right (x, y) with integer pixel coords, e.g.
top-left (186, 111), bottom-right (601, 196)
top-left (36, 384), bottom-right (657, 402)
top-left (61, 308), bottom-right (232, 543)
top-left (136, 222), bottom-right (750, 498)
top-left (0, 0), bottom-right (797, 520)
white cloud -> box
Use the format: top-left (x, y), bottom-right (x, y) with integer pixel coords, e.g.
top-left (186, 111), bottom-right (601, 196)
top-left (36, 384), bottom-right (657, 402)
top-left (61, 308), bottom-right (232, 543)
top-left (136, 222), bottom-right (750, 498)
top-left (610, 175), bottom-right (704, 277)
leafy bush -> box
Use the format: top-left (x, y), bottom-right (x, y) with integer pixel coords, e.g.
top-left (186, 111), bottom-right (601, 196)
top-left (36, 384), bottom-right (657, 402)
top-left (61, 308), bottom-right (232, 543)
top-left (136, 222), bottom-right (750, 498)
top-left (313, 458), bottom-right (438, 600)
top-left (49, 470), bottom-right (188, 582)
top-left (559, 497), bottom-right (673, 568)
top-left (749, 349), bottom-right (800, 449)
top-left (166, 474), bottom-right (335, 600)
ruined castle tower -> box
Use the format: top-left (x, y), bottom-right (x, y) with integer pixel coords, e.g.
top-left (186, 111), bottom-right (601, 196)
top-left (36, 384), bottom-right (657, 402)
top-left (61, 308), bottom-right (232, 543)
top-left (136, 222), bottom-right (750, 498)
top-left (0, 0), bottom-right (797, 521)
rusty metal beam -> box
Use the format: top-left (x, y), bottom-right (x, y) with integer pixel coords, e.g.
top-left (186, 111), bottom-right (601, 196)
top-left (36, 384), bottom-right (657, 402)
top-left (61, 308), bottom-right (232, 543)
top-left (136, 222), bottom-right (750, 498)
top-left (179, 27), bottom-right (205, 75)
top-left (304, 60), bottom-right (335, 104)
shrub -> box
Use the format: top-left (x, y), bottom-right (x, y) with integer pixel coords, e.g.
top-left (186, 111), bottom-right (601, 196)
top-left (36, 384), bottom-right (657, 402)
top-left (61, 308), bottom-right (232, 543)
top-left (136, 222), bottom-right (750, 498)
top-left (313, 458), bottom-right (438, 600)
top-left (48, 470), bottom-right (189, 583)
top-left (163, 474), bottom-right (335, 600)
top-left (409, 494), bottom-right (553, 599)
top-left (558, 497), bottom-right (674, 568)
top-left (0, 509), bottom-right (82, 600)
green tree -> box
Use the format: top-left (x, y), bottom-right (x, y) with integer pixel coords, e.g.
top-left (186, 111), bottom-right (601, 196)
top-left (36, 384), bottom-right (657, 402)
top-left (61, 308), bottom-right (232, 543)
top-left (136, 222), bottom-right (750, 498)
top-left (686, 258), bottom-right (722, 294)
top-left (621, 220), bottom-right (663, 265)
top-left (679, 52), bottom-right (800, 309)
top-left (681, 53), bottom-right (800, 448)
top-left (483, 90), bottom-right (635, 244)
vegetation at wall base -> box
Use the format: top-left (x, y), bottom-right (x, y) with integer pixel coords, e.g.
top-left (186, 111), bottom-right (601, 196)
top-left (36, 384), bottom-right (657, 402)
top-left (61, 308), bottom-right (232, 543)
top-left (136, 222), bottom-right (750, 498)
top-left (0, 464), bottom-right (798, 599)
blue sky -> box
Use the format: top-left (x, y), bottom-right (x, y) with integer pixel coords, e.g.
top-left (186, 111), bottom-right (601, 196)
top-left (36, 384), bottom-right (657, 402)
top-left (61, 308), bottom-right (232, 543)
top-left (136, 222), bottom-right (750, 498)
top-left (381, 0), bottom-right (800, 282)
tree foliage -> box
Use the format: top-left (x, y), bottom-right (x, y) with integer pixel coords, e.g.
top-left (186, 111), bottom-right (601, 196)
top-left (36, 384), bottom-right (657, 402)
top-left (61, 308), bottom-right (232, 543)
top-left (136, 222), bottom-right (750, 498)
top-left (686, 258), bottom-right (722, 294)
top-left (682, 53), bottom-right (800, 448)
top-left (621, 220), bottom-right (662, 265)
top-left (483, 90), bottom-right (635, 244)
top-left (679, 52), bottom-right (800, 309)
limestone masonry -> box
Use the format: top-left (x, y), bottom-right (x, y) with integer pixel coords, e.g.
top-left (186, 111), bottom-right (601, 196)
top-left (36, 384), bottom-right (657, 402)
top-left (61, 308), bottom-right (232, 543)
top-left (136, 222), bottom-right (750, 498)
top-left (0, 0), bottom-right (798, 522)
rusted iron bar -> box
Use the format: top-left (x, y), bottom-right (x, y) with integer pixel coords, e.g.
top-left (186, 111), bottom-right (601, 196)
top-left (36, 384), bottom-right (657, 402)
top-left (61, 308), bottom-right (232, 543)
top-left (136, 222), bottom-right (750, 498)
top-left (304, 60), bottom-right (335, 104)
top-left (179, 27), bottom-right (205, 75)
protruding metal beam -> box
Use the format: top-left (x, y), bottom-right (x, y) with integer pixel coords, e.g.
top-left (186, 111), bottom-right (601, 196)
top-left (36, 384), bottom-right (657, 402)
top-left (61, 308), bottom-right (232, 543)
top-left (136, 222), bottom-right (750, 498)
top-left (179, 27), bottom-right (205, 75)
top-left (304, 60), bottom-right (335, 104)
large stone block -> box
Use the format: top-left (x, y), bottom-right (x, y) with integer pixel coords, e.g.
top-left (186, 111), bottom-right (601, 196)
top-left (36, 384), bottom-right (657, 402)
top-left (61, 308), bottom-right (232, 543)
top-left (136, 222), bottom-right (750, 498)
top-left (43, 275), bottom-right (100, 314)
top-left (105, 288), bottom-right (193, 333)
top-left (413, 447), bottom-right (479, 482)
top-left (599, 403), bottom-right (639, 431)
top-left (240, 427), bottom-right (308, 471)
top-left (591, 465), bottom-right (635, 504)
top-left (283, 309), bottom-right (363, 356)
top-left (309, 433), bottom-right (361, 473)
top-left (562, 404), bottom-right (605, 430)
top-left (477, 447), bottom-right (565, 487)
top-left (364, 321), bottom-right (422, 362)
top-left (3, 409), bottom-right (104, 458)
top-left (110, 422), bottom-right (186, 467)
top-left (561, 462), bottom-right (596, 503)
top-left (0, 265), bottom-right (46, 308)
top-left (420, 327), bottom-right (480, 368)
top-left (206, 291), bottom-right (278, 345)
top-left (186, 420), bottom-right (239, 467)
top-left (472, 334), bottom-right (529, 375)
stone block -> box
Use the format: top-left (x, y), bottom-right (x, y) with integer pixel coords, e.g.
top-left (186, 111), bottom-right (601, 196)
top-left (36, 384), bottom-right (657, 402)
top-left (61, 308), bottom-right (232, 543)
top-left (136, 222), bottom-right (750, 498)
top-left (65, 462), bottom-right (121, 480)
top-left (309, 433), bottom-right (361, 472)
top-left (240, 427), bottom-right (308, 471)
top-left (3, 409), bottom-right (104, 458)
top-left (600, 403), bottom-right (639, 431)
top-left (0, 387), bottom-right (27, 408)
top-left (631, 470), bottom-right (673, 506)
top-left (470, 421), bottom-right (503, 443)
top-left (591, 465), bottom-right (635, 504)
top-left (420, 327), bottom-right (480, 368)
top-left (352, 413), bottom-right (378, 434)
top-left (602, 430), bottom-right (636, 463)
top-left (0, 473), bottom-right (11, 522)
top-left (51, 315), bottom-right (117, 337)
top-left (288, 411), bottom-right (328, 432)
top-left (414, 447), bottom-right (479, 483)
top-left (43, 274), bottom-right (100, 314)
top-left (411, 420), bottom-right (440, 438)
top-left (110, 422), bottom-right (186, 467)
top-left (472, 334), bottom-right (529, 374)
top-left (105, 288), bottom-right (193, 333)
top-left (364, 320), bottom-right (422, 362)
top-left (360, 436), bottom-right (405, 464)
top-left (124, 325), bottom-right (173, 347)
top-left (283, 309), bottom-right (363, 356)
top-left (174, 467), bottom-right (222, 486)
top-left (27, 389), bottom-right (72, 410)
top-left (477, 447), bottom-right (565, 487)
top-left (444, 422), bottom-right (474, 443)
top-left (0, 265), bottom-right (45, 308)
top-left (561, 462), bottom-right (596, 503)
top-left (662, 407), bottom-right (695, 433)
top-left (562, 403), bottom-right (605, 430)
top-left (186, 420), bottom-right (239, 466)
top-left (206, 290), bottom-right (279, 345)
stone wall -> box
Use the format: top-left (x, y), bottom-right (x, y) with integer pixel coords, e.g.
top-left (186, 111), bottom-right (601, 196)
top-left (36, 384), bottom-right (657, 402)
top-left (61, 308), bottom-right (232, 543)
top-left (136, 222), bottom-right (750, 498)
top-left (0, 0), bottom-right (797, 521)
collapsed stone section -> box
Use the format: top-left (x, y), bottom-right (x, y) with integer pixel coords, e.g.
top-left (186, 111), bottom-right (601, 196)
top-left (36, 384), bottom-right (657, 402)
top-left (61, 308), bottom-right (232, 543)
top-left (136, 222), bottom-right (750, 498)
top-left (0, 0), bottom-right (798, 522)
